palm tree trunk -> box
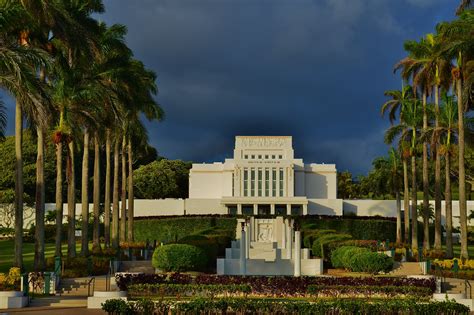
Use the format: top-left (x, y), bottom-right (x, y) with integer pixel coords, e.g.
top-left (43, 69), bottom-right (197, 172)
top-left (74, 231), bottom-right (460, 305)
top-left (456, 76), bottom-right (468, 259)
top-left (112, 138), bottom-right (120, 248)
top-left (120, 135), bottom-right (127, 242)
top-left (14, 100), bottom-right (23, 269)
top-left (54, 141), bottom-right (63, 257)
top-left (403, 159), bottom-right (410, 243)
top-left (445, 154), bottom-right (453, 258)
top-left (34, 126), bottom-right (45, 270)
top-left (92, 132), bottom-right (101, 251)
top-left (80, 131), bottom-right (89, 256)
top-left (67, 141), bottom-right (76, 258)
top-left (104, 129), bottom-right (111, 247)
top-left (396, 191), bottom-right (402, 244)
top-left (127, 140), bottom-right (134, 241)
top-left (434, 85), bottom-right (442, 250)
top-left (411, 156), bottom-right (418, 249)
top-left (422, 91), bottom-right (430, 250)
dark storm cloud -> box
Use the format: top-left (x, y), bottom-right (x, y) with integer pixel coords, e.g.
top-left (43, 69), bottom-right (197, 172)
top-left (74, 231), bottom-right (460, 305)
top-left (2, 0), bottom-right (455, 175)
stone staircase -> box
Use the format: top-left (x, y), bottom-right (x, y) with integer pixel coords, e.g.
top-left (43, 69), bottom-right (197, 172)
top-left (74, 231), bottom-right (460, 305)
top-left (28, 276), bottom-right (109, 308)
top-left (433, 278), bottom-right (474, 311)
top-left (119, 260), bottom-right (154, 273)
top-left (388, 262), bottom-right (423, 276)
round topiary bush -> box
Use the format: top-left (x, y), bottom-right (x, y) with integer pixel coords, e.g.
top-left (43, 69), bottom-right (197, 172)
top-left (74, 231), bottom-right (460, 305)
top-left (152, 244), bottom-right (208, 272)
top-left (330, 245), bottom-right (393, 273)
top-left (303, 229), bottom-right (337, 248)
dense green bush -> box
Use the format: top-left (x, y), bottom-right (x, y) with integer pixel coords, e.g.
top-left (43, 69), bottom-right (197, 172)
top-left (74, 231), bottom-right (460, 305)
top-left (134, 217), bottom-right (236, 243)
top-left (331, 246), bottom-right (393, 273)
top-left (302, 229), bottom-right (336, 248)
top-left (312, 233), bottom-right (352, 258)
top-left (302, 218), bottom-right (396, 241)
top-left (152, 244), bottom-right (207, 272)
top-left (177, 235), bottom-right (218, 269)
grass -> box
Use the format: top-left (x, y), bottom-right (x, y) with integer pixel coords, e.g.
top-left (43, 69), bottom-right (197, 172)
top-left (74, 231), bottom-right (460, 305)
top-left (0, 240), bottom-right (83, 273)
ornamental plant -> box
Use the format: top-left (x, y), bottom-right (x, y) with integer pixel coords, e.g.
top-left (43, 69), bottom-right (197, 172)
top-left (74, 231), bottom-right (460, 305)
top-left (152, 244), bottom-right (207, 272)
top-left (0, 267), bottom-right (21, 291)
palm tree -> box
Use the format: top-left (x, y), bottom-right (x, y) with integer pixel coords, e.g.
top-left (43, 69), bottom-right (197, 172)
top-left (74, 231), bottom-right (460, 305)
top-left (385, 95), bottom-right (423, 250)
top-left (395, 38), bottom-right (436, 251)
top-left (382, 85), bottom-right (413, 243)
top-left (92, 131), bottom-right (101, 251)
top-left (0, 1), bottom-right (51, 268)
top-left (80, 129), bottom-right (90, 256)
top-left (438, 10), bottom-right (474, 259)
top-left (457, 0), bottom-right (472, 15)
top-left (425, 93), bottom-right (463, 258)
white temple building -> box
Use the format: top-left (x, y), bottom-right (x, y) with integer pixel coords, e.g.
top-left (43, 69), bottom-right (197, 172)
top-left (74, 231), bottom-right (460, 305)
top-left (189, 136), bottom-right (342, 216)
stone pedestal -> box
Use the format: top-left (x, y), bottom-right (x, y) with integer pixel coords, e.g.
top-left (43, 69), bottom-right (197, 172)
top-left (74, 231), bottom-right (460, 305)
top-left (0, 291), bottom-right (28, 309)
top-left (87, 291), bottom-right (127, 309)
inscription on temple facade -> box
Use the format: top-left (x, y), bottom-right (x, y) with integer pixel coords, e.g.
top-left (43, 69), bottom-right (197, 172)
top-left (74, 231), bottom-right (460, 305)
top-left (236, 137), bottom-right (290, 149)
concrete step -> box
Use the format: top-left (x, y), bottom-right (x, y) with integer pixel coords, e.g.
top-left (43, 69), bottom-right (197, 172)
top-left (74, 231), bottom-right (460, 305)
top-left (29, 296), bottom-right (87, 308)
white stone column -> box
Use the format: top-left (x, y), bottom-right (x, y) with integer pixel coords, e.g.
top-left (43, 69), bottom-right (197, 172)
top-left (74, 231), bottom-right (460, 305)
top-left (240, 223), bottom-right (246, 275)
top-left (294, 230), bottom-right (301, 276)
top-left (244, 224), bottom-right (250, 259)
top-left (286, 220), bottom-right (293, 260)
top-left (270, 204), bottom-right (275, 215)
top-left (237, 204), bottom-right (242, 215)
top-left (250, 216), bottom-right (255, 242)
top-left (286, 204), bottom-right (291, 216)
top-left (253, 204), bottom-right (258, 216)
top-left (303, 204), bottom-right (308, 215)
top-left (281, 218), bottom-right (287, 250)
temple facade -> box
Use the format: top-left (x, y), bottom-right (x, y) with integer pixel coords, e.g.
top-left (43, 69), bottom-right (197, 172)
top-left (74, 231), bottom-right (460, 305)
top-left (189, 136), bottom-right (342, 216)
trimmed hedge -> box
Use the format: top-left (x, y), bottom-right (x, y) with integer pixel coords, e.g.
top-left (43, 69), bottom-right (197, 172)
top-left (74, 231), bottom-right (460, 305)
top-left (152, 244), bottom-right (207, 272)
top-left (331, 246), bottom-right (393, 273)
top-left (134, 217), bottom-right (237, 243)
top-left (177, 235), bottom-right (218, 269)
top-left (307, 285), bottom-right (433, 298)
top-left (302, 229), bottom-right (336, 248)
top-left (301, 218), bottom-right (396, 241)
top-left (102, 298), bottom-right (470, 314)
top-left (312, 233), bottom-right (352, 258)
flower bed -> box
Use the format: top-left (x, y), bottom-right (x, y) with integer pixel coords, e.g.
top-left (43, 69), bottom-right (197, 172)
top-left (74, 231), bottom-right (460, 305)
top-left (307, 285), bottom-right (432, 298)
top-left (0, 267), bottom-right (20, 291)
top-left (432, 259), bottom-right (474, 270)
top-left (128, 284), bottom-right (251, 297)
top-left (102, 298), bottom-right (469, 315)
top-left (116, 273), bottom-right (436, 296)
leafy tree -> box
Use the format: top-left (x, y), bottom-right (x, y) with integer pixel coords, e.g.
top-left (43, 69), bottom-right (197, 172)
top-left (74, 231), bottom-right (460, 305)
top-left (134, 160), bottom-right (191, 199)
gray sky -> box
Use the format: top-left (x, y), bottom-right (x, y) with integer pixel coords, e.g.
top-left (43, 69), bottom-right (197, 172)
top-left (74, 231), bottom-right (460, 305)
top-left (2, 0), bottom-right (457, 175)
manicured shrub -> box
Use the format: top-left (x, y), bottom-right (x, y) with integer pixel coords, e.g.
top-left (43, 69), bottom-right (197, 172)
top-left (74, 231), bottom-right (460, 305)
top-left (312, 233), bottom-right (352, 258)
top-left (102, 297), bottom-right (470, 314)
top-left (302, 217), bottom-right (396, 241)
top-left (331, 246), bottom-right (393, 273)
top-left (134, 217), bottom-right (236, 243)
top-left (302, 229), bottom-right (336, 248)
top-left (177, 235), bottom-right (219, 268)
top-left (152, 244), bottom-right (207, 272)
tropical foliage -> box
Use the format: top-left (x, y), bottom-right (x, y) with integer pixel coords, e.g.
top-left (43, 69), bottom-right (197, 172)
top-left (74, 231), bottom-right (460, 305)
top-left (0, 0), bottom-right (163, 270)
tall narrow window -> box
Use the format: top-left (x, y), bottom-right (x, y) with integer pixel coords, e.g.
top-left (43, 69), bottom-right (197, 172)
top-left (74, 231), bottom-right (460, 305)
top-left (272, 169), bottom-right (277, 197)
top-left (243, 169), bottom-right (248, 197)
top-left (265, 169), bottom-right (270, 197)
top-left (258, 168), bottom-right (262, 196)
top-left (251, 168), bottom-right (255, 196)
top-left (279, 169), bottom-right (284, 196)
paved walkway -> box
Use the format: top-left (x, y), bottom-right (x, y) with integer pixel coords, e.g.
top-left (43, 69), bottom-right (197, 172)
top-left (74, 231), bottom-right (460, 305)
top-left (0, 307), bottom-right (105, 314)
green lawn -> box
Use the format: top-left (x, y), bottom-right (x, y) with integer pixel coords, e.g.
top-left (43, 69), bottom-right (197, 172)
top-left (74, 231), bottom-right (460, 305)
top-left (0, 240), bottom-right (82, 273)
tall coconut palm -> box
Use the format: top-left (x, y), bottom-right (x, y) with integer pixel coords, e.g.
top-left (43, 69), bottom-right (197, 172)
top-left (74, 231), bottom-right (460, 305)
top-left (425, 93), bottom-right (465, 258)
top-left (0, 1), bottom-right (51, 268)
top-left (438, 9), bottom-right (474, 258)
top-left (80, 129), bottom-right (90, 256)
top-left (92, 131), bottom-right (101, 251)
top-left (382, 85), bottom-right (414, 243)
top-left (385, 95), bottom-right (423, 250)
top-left (395, 38), bottom-right (438, 251)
